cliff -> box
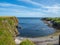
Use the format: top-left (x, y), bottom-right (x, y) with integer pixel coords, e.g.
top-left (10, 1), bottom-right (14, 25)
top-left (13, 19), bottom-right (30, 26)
top-left (0, 16), bottom-right (19, 45)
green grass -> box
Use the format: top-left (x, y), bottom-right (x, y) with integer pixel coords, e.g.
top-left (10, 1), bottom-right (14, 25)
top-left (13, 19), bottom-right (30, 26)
top-left (0, 28), bottom-right (16, 45)
top-left (20, 39), bottom-right (35, 45)
top-left (46, 17), bottom-right (60, 23)
top-left (0, 17), bottom-right (18, 45)
top-left (0, 17), bottom-right (35, 45)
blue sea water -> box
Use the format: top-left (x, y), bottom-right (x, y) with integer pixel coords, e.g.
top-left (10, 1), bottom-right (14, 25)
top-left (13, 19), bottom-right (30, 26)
top-left (17, 17), bottom-right (55, 37)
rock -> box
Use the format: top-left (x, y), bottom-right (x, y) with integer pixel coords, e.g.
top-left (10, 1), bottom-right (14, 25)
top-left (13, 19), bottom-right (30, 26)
top-left (15, 38), bottom-right (22, 45)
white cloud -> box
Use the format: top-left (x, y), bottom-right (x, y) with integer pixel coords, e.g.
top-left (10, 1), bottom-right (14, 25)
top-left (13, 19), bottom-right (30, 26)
top-left (18, 0), bottom-right (44, 7)
top-left (0, 3), bottom-right (14, 7)
top-left (18, 0), bottom-right (60, 14)
top-left (0, 2), bottom-right (45, 17)
top-left (0, 2), bottom-right (32, 12)
top-left (0, 3), bottom-right (28, 9)
top-left (44, 4), bottom-right (60, 13)
top-left (0, 2), bottom-right (60, 17)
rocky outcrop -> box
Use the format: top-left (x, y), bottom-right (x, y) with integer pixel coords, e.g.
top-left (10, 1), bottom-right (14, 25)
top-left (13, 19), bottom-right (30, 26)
top-left (0, 16), bottom-right (19, 45)
top-left (8, 17), bottom-right (19, 36)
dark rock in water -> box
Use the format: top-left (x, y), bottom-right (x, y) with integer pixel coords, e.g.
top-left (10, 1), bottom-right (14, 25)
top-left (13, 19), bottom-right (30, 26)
top-left (16, 26), bottom-right (18, 28)
top-left (16, 26), bottom-right (21, 29)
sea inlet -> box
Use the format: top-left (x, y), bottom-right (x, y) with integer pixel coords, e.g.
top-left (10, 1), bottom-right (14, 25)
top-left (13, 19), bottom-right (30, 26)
top-left (17, 17), bottom-right (55, 37)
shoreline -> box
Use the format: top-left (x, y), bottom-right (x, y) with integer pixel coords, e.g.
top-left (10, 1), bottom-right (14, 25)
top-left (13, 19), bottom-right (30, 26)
top-left (42, 19), bottom-right (60, 36)
top-left (15, 19), bottom-right (59, 45)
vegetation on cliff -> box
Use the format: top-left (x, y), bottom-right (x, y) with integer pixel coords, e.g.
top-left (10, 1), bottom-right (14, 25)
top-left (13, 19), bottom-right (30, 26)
top-left (42, 18), bottom-right (60, 29)
top-left (42, 17), bottom-right (60, 36)
top-left (0, 17), bottom-right (18, 45)
top-left (42, 18), bottom-right (60, 23)
top-left (0, 17), bottom-right (35, 45)
top-left (20, 39), bottom-right (35, 45)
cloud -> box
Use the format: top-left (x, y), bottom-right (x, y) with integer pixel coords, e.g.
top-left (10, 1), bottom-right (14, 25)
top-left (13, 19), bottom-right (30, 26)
top-left (18, 0), bottom-right (60, 14)
top-left (0, 1), bottom-right (60, 17)
top-left (44, 4), bottom-right (60, 14)
top-left (0, 3), bottom-right (32, 12)
top-left (0, 3), bottom-right (15, 7)
top-left (0, 3), bottom-right (29, 9)
top-left (0, 2), bottom-right (45, 17)
top-left (18, 0), bottom-right (44, 7)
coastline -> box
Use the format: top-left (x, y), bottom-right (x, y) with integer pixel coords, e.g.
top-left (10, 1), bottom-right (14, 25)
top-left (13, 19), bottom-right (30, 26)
top-left (0, 17), bottom-right (19, 45)
top-left (15, 18), bottom-right (59, 45)
top-left (42, 19), bottom-right (60, 36)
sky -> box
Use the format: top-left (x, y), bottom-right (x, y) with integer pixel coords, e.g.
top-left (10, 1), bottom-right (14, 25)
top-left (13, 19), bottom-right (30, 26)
top-left (0, 0), bottom-right (60, 17)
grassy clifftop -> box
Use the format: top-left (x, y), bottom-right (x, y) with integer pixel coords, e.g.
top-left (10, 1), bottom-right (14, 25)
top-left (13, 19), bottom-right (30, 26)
top-left (0, 17), bottom-right (19, 45)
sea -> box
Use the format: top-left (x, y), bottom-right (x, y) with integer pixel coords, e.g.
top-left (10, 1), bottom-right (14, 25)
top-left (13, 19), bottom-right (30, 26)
top-left (17, 17), bottom-right (55, 37)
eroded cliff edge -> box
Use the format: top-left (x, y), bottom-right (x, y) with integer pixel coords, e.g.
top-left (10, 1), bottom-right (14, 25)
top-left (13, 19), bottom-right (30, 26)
top-left (0, 16), bottom-right (19, 45)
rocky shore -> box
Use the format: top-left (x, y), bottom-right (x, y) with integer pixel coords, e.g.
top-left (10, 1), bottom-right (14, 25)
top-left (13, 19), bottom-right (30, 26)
top-left (1, 17), bottom-right (59, 45)
top-left (15, 18), bottom-right (59, 45)
top-left (41, 18), bottom-right (60, 37)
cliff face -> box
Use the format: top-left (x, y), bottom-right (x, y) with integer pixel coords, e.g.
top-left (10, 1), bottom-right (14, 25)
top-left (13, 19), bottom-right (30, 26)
top-left (0, 17), bottom-right (19, 45)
